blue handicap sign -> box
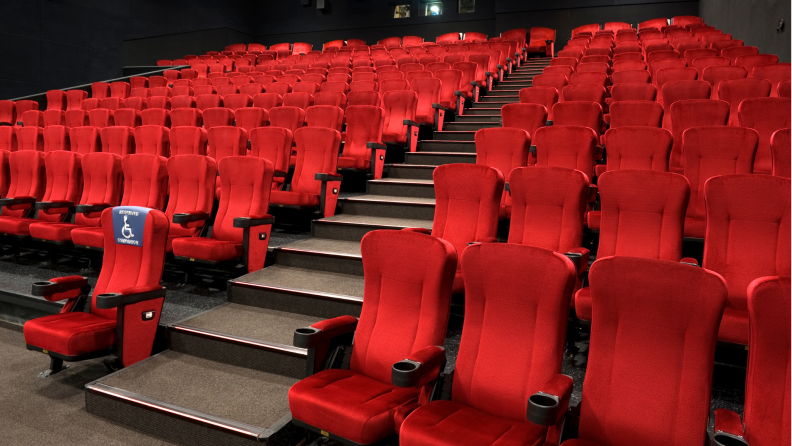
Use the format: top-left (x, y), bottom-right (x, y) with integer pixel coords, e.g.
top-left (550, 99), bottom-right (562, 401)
top-left (112, 206), bottom-right (151, 247)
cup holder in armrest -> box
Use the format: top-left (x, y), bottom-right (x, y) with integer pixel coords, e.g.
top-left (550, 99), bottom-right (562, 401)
top-left (293, 326), bottom-right (321, 348)
top-left (31, 281), bottom-right (56, 296)
top-left (526, 392), bottom-right (560, 426)
top-left (391, 360), bottom-right (421, 387)
top-left (712, 433), bottom-right (749, 446)
top-left (95, 293), bottom-right (123, 309)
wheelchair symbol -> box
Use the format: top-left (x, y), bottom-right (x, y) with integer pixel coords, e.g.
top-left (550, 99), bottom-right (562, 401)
top-left (121, 216), bottom-right (134, 239)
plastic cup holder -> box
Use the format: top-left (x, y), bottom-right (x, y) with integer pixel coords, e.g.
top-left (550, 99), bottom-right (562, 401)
top-left (33, 281), bottom-right (55, 287)
top-left (392, 361), bottom-right (419, 372)
top-left (712, 434), bottom-right (749, 446)
top-left (529, 393), bottom-right (559, 408)
top-left (295, 327), bottom-right (320, 335)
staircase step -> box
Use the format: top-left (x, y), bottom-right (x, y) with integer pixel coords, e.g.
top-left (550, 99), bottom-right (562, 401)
top-left (488, 89), bottom-right (523, 94)
top-left (443, 121), bottom-right (500, 131)
top-left (86, 350), bottom-right (303, 446)
top-left (273, 238), bottom-right (363, 275)
top-left (470, 101), bottom-right (509, 109)
top-left (385, 163), bottom-right (436, 180)
top-left (480, 95), bottom-right (519, 103)
top-left (312, 214), bottom-right (433, 242)
top-left (404, 151), bottom-right (476, 166)
top-left (431, 131), bottom-right (476, 141)
top-left (366, 177), bottom-right (434, 198)
top-left (455, 114), bottom-right (501, 123)
top-left (229, 265), bottom-right (364, 316)
top-left (419, 140), bottom-right (476, 153)
top-left (464, 107), bottom-right (503, 115)
top-left (338, 194), bottom-right (435, 221)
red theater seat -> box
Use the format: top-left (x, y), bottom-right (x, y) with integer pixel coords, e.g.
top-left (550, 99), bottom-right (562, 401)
top-left (667, 99), bottom-right (729, 172)
top-left (162, 155), bottom-right (216, 251)
top-left (336, 105), bottom-right (386, 179)
top-left (249, 127), bottom-right (292, 190)
top-left (99, 127), bottom-right (135, 156)
top-left (562, 256), bottom-right (726, 446)
top-left (289, 229), bottom-right (456, 445)
top-left (771, 128), bottom-right (791, 177)
top-left (702, 174), bottom-right (790, 345)
top-left (475, 127), bottom-right (531, 219)
top-left (169, 127), bottom-right (208, 156)
top-left (381, 90), bottom-right (419, 152)
top-left (134, 125), bottom-right (169, 156)
top-left (24, 206), bottom-right (169, 373)
top-left (738, 97), bottom-right (791, 174)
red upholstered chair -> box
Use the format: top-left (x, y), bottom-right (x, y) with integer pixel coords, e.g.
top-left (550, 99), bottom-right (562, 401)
top-left (507, 166), bottom-right (590, 284)
top-left (140, 108), bottom-right (171, 127)
top-left (99, 127), bottom-right (135, 156)
top-left (711, 275), bottom-right (791, 446)
top-left (72, 154), bottom-right (167, 249)
top-left (519, 87), bottom-right (559, 122)
top-left (381, 90), bottom-right (419, 152)
top-left (134, 125), bottom-right (170, 156)
top-left (552, 102), bottom-right (603, 142)
top-left (222, 93), bottom-right (252, 111)
top-left (561, 85), bottom-right (607, 110)
top-left (252, 92), bottom-right (283, 110)
top-left (576, 170), bottom-right (690, 322)
top-left (526, 27), bottom-right (555, 57)
top-left (169, 127), bottom-right (208, 156)
top-left (434, 69), bottom-right (462, 115)
top-left (313, 91), bottom-right (347, 109)
top-left (289, 229), bottom-right (456, 445)
top-left (660, 80), bottom-right (711, 128)
top-left (171, 156), bottom-right (275, 273)
top-left (346, 91), bottom-right (380, 107)
top-left (0, 151), bottom-right (74, 238)
top-left (207, 126), bottom-right (247, 174)
top-left (21, 110), bottom-right (44, 127)
top-left (113, 108), bottom-right (142, 128)
top-left (283, 92), bottom-right (313, 110)
top-left (171, 95), bottom-right (196, 110)
top-left (718, 78), bottom-right (772, 125)
top-left (234, 107), bottom-right (268, 133)
top-left (411, 77), bottom-right (443, 129)
top-left (202, 107), bottom-right (234, 130)
top-left (15, 127), bottom-right (44, 152)
top-left (110, 82), bottom-right (130, 99)
top-left (413, 163), bottom-right (502, 293)
top-left (532, 74), bottom-right (568, 98)
top-left (162, 155), bottom-right (216, 251)
top-left (43, 110), bottom-right (66, 127)
top-left (337, 105), bottom-right (386, 179)
top-left (597, 127), bottom-right (672, 178)
top-left (91, 82), bottom-right (110, 100)
top-left (738, 97), bottom-right (791, 174)
top-left (475, 127), bottom-right (530, 219)
top-left (306, 105), bottom-right (344, 132)
top-left (667, 99), bottom-right (729, 173)
top-left (269, 127), bottom-right (342, 217)
top-left (69, 126), bottom-right (101, 154)
top-left (562, 256), bottom-right (726, 446)
top-left (533, 125), bottom-right (597, 181)
top-left (610, 70), bottom-right (651, 86)
top-left (501, 103), bottom-right (547, 143)
top-left (771, 128), bottom-right (791, 178)
top-left (682, 126), bottom-right (757, 239)
top-left (87, 108), bottom-right (114, 128)
top-left (750, 62), bottom-right (792, 97)
top-left (606, 101), bottom-right (663, 129)
top-left (29, 152), bottom-right (122, 245)
top-left (249, 127), bottom-right (292, 190)
top-left (702, 174), bottom-right (790, 345)
top-left (703, 66), bottom-right (748, 99)
top-left (170, 108), bottom-right (203, 127)
top-left (401, 243), bottom-right (576, 446)
top-left (66, 90), bottom-right (88, 111)
top-left (23, 206), bottom-right (169, 374)
top-left (42, 125), bottom-right (70, 152)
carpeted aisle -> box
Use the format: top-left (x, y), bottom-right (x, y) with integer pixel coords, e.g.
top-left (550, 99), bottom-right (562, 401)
top-left (0, 321), bottom-right (177, 446)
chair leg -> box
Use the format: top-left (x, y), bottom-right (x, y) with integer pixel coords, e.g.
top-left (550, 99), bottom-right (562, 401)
top-left (39, 357), bottom-right (66, 378)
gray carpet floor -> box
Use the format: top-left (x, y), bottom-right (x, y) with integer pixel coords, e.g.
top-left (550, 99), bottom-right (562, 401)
top-left (0, 321), bottom-right (178, 446)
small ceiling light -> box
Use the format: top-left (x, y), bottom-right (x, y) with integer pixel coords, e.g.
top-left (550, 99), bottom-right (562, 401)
top-left (430, 5), bottom-right (440, 12)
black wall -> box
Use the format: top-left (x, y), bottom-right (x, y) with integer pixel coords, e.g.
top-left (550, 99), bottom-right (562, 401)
top-left (700, 0), bottom-right (790, 63)
top-left (0, 0), bottom-right (257, 100)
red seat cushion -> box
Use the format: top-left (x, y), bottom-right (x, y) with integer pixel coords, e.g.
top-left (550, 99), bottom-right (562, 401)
top-left (171, 237), bottom-right (243, 262)
top-left (23, 312), bottom-right (116, 357)
top-left (400, 400), bottom-right (547, 446)
top-left (684, 217), bottom-right (706, 239)
top-left (337, 156), bottom-right (370, 170)
top-left (575, 287), bottom-right (592, 321)
top-left (71, 227), bottom-right (104, 248)
top-left (29, 222), bottom-right (85, 242)
top-left (382, 131), bottom-right (407, 144)
top-left (717, 307), bottom-right (749, 345)
top-left (270, 190), bottom-right (320, 207)
top-left (288, 368), bottom-right (419, 445)
top-left (0, 217), bottom-right (35, 236)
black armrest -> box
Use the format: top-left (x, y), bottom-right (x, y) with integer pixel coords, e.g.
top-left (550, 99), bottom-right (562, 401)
top-left (432, 103), bottom-right (451, 111)
top-left (545, 120), bottom-right (553, 126)
top-left (34, 200), bottom-right (74, 211)
top-left (505, 182), bottom-right (510, 192)
top-left (315, 172), bottom-right (343, 181)
top-left (529, 145), bottom-right (537, 154)
top-left (392, 345), bottom-right (446, 388)
top-left (294, 316), bottom-right (358, 348)
top-left (506, 57), bottom-right (512, 63)
top-left (485, 71), bottom-right (493, 77)
top-left (74, 203), bottom-right (112, 214)
top-left (545, 40), bottom-right (553, 44)
top-left (172, 212), bottom-right (210, 224)
top-left (17, 121), bottom-right (23, 126)
top-left (563, 252), bottom-right (582, 271)
top-left (403, 119), bottom-right (419, 127)
top-left (31, 277), bottom-right (89, 297)
top-left (470, 81), bottom-right (478, 86)
top-left (273, 170), bottom-right (287, 178)
top-left (95, 288), bottom-right (166, 310)
top-left (496, 64), bottom-right (503, 69)
top-left (454, 90), bottom-right (465, 97)
top-left (0, 196), bottom-right (36, 207)
top-left (366, 142), bottom-right (387, 150)
top-left (233, 216), bottom-right (275, 228)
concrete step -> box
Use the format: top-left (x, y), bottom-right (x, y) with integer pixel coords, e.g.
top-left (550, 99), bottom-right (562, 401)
top-left (463, 107), bottom-right (503, 115)
top-left (455, 114), bottom-right (501, 123)
top-left (419, 140), bottom-right (477, 153)
top-left (385, 163), bottom-right (436, 180)
top-left (431, 131), bottom-right (476, 141)
top-left (338, 194), bottom-right (435, 221)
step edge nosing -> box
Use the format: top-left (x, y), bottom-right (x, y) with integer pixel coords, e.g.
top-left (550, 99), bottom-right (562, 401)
top-left (170, 324), bottom-right (309, 357)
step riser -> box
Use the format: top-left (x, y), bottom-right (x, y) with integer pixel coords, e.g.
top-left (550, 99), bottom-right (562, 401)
top-left (455, 115), bottom-right (501, 123)
top-left (385, 165), bottom-right (436, 179)
top-left (418, 142), bottom-right (476, 153)
top-left (465, 108), bottom-right (503, 115)
top-left (169, 329), bottom-right (306, 379)
top-left (229, 281), bottom-right (363, 318)
top-left (404, 153), bottom-right (476, 165)
top-left (480, 97), bottom-right (519, 103)
top-left (470, 103), bottom-right (509, 109)
top-left (443, 123), bottom-right (499, 131)
top-left (432, 132), bottom-right (475, 141)
top-left (273, 249), bottom-right (363, 276)
top-left (312, 221), bottom-right (396, 242)
top-left (338, 200), bottom-right (435, 221)
top-left (367, 181), bottom-right (435, 198)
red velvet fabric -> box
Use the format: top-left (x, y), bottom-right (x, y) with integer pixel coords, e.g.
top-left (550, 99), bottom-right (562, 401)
top-left (718, 78), bottom-right (772, 125)
top-left (475, 127), bottom-right (530, 219)
top-left (703, 175), bottom-right (790, 344)
top-left (340, 105), bottom-right (385, 176)
top-left (576, 256), bottom-right (726, 446)
top-left (164, 155), bottom-right (217, 251)
top-left (170, 127), bottom-right (208, 156)
top-left (23, 312), bottom-right (116, 356)
top-left (519, 87), bottom-right (559, 120)
top-left (771, 128), bottom-right (791, 178)
top-left (682, 126), bottom-right (757, 239)
top-left (602, 127), bottom-right (672, 173)
top-left (668, 99), bottom-right (729, 171)
top-left (0, 151), bottom-right (45, 219)
top-left (607, 101), bottom-right (663, 128)
top-left (738, 97), bottom-right (791, 174)
top-left (533, 125), bottom-right (597, 180)
top-left (501, 103), bottom-right (547, 143)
